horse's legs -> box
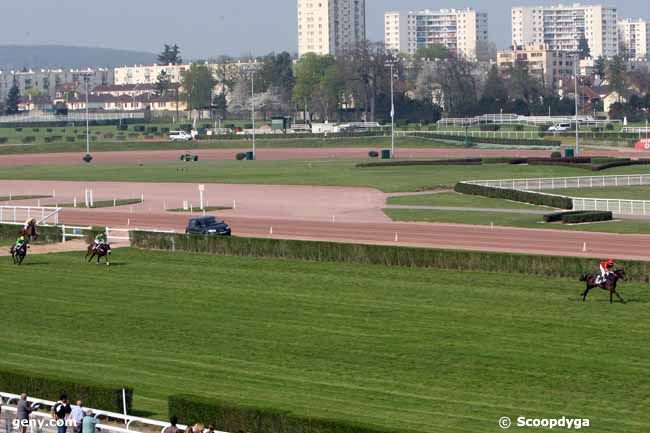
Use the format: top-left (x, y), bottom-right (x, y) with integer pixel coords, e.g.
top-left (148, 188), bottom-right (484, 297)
top-left (614, 291), bottom-right (626, 304)
top-left (582, 285), bottom-right (593, 302)
top-left (610, 290), bottom-right (613, 304)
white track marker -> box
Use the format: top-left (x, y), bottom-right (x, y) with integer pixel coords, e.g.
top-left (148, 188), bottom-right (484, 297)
top-left (332, 215), bottom-right (336, 222)
top-left (491, 222), bottom-right (494, 229)
top-left (141, 193), bottom-right (144, 203)
top-left (73, 197), bottom-right (77, 208)
top-left (233, 200), bottom-right (237, 209)
top-left (270, 226), bottom-right (273, 235)
top-left (394, 233), bottom-right (399, 242)
top-left (37, 199), bottom-right (41, 206)
top-left (582, 242), bottom-right (587, 252)
top-left (52, 189), bottom-right (56, 197)
top-left (113, 199), bottom-right (116, 207)
top-left (164, 201), bottom-right (167, 210)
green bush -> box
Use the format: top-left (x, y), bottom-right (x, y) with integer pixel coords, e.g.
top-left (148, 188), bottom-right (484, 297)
top-left (550, 151), bottom-right (562, 159)
top-left (514, 125), bottom-right (524, 131)
top-left (235, 152), bottom-right (247, 160)
top-left (15, 127), bottom-right (23, 132)
top-left (116, 135), bottom-right (126, 141)
top-left (168, 394), bottom-right (394, 433)
top-left (543, 210), bottom-right (594, 223)
top-left (32, 128), bottom-right (40, 132)
top-left (44, 136), bottom-right (54, 143)
top-left (563, 211), bottom-right (613, 224)
top-left (147, 126), bottom-right (158, 133)
top-left (116, 124), bottom-right (128, 131)
top-left (66, 136), bottom-right (76, 143)
top-left (592, 159), bottom-right (650, 171)
top-left (454, 182), bottom-right (573, 209)
top-left (130, 231), bottom-right (650, 282)
top-left (0, 366), bottom-right (132, 413)
top-left (103, 133), bottom-right (115, 139)
top-left (479, 124), bottom-right (500, 131)
top-left (22, 136), bottom-right (36, 143)
top-left (0, 223), bottom-right (62, 244)
top-left (0, 137), bottom-right (7, 144)
top-left (605, 123), bottom-right (614, 130)
top-left (46, 128), bottom-right (53, 132)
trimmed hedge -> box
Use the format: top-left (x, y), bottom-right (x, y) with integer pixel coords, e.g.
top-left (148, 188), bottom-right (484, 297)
top-left (130, 231), bottom-right (650, 282)
top-left (409, 132), bottom-right (561, 147)
top-left (168, 394), bottom-right (396, 433)
top-left (454, 182), bottom-right (573, 209)
top-left (0, 367), bottom-right (132, 413)
top-left (357, 158), bottom-right (481, 168)
top-left (563, 211), bottom-right (613, 224)
top-left (592, 159), bottom-right (650, 171)
top-left (0, 223), bottom-right (62, 244)
top-left (543, 211), bottom-right (589, 223)
top-left (0, 137), bottom-right (7, 144)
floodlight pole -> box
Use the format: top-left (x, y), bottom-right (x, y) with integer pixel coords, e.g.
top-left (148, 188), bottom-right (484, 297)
top-left (385, 58), bottom-right (397, 157)
top-left (574, 56), bottom-right (580, 155)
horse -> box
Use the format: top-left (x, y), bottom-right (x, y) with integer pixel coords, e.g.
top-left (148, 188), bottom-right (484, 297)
top-left (86, 243), bottom-right (111, 266)
top-left (580, 268), bottom-right (626, 303)
top-left (9, 243), bottom-right (27, 265)
top-left (19, 220), bottom-right (38, 243)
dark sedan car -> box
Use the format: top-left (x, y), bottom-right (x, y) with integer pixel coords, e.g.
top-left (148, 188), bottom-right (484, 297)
top-left (185, 216), bottom-right (232, 236)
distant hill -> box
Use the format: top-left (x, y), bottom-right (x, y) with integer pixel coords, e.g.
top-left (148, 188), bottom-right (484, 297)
top-left (0, 45), bottom-right (158, 70)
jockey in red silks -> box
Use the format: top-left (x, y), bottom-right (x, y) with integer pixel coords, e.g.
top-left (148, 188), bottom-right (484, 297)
top-left (599, 258), bottom-right (616, 283)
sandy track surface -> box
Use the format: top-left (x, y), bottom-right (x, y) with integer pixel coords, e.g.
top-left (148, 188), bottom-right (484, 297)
top-left (1, 146), bottom-right (648, 166)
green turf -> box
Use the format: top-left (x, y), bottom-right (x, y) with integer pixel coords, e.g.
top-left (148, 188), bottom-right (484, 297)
top-left (385, 208), bottom-right (650, 234)
top-left (3, 161), bottom-right (650, 193)
top-left (1, 248), bottom-right (648, 433)
top-left (387, 192), bottom-right (551, 209)
top-left (0, 194), bottom-right (52, 202)
top-left (543, 186), bottom-right (650, 200)
top-left (0, 136), bottom-right (445, 155)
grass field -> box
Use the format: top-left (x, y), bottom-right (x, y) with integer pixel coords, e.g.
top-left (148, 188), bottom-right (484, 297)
top-left (0, 194), bottom-right (51, 202)
top-left (385, 208), bottom-right (650, 234)
top-left (3, 161), bottom-right (650, 193)
top-left (58, 198), bottom-right (143, 208)
top-left (0, 135), bottom-right (445, 155)
top-left (387, 192), bottom-right (550, 210)
top-left (543, 186), bottom-right (650, 200)
top-left (1, 248), bottom-right (649, 433)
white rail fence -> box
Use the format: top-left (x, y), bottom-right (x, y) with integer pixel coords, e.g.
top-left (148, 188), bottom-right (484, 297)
top-left (0, 392), bottom-right (226, 433)
top-left (0, 112), bottom-right (145, 124)
top-left (437, 113), bottom-right (618, 127)
top-left (464, 174), bottom-right (650, 216)
top-left (0, 206), bottom-right (61, 225)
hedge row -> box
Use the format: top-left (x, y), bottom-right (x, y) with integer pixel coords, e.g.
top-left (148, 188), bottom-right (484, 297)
top-left (592, 159), bottom-right (650, 171)
top-left (543, 210), bottom-right (613, 224)
top-left (0, 367), bottom-right (132, 413)
top-left (0, 223), bottom-right (62, 244)
top-left (168, 395), bottom-right (397, 433)
top-left (130, 231), bottom-right (650, 282)
top-left (409, 132), bottom-right (561, 147)
top-left (0, 137), bottom-right (7, 144)
top-left (454, 182), bottom-right (573, 209)
top-left (356, 158), bottom-right (482, 167)
top-left (563, 211), bottom-right (613, 224)
top-left (196, 131), bottom-right (387, 141)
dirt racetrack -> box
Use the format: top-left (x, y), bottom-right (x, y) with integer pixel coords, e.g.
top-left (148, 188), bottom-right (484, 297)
top-left (1, 146), bottom-right (649, 166)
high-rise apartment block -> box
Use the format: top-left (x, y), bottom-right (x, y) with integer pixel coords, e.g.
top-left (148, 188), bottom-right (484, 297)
top-left (384, 9), bottom-right (489, 60)
top-left (512, 4), bottom-right (618, 58)
top-left (297, 0), bottom-right (366, 57)
top-left (618, 18), bottom-right (649, 60)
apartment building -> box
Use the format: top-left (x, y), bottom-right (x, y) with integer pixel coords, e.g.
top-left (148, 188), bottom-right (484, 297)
top-left (297, 0), bottom-right (366, 56)
top-left (512, 4), bottom-right (618, 58)
top-left (0, 68), bottom-right (113, 100)
top-left (618, 18), bottom-right (649, 60)
top-left (384, 8), bottom-right (489, 60)
top-left (497, 43), bottom-right (578, 90)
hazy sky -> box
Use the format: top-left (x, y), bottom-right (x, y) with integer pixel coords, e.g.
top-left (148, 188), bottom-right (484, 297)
top-left (1, 0), bottom-right (648, 58)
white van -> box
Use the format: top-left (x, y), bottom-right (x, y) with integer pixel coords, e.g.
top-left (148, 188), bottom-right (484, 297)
top-left (548, 123), bottom-right (571, 132)
top-left (169, 130), bottom-right (193, 141)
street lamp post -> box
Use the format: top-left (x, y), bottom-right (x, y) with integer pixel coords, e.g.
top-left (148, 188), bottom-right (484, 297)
top-left (385, 58), bottom-right (398, 158)
top-left (242, 64), bottom-right (258, 160)
top-left (574, 55), bottom-right (580, 155)
top-left (81, 72), bottom-right (95, 163)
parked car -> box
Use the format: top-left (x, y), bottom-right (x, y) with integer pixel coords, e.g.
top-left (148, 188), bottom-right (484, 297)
top-left (185, 216), bottom-right (231, 236)
top-left (169, 130), bottom-right (193, 141)
top-left (548, 123), bottom-right (571, 132)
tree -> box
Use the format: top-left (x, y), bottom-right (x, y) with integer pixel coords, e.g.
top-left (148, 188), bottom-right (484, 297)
top-left (155, 70), bottom-right (171, 97)
top-left (158, 44), bottom-right (183, 65)
top-left (607, 55), bottom-right (627, 100)
top-left (5, 83), bottom-right (20, 114)
top-left (212, 92), bottom-right (227, 119)
top-left (578, 35), bottom-right (590, 60)
top-left (181, 63), bottom-right (216, 111)
top-left (293, 53), bottom-right (336, 118)
top-left (434, 57), bottom-right (479, 116)
top-left (594, 56), bottom-right (607, 78)
top-left (482, 65), bottom-right (508, 102)
top-left (508, 59), bottom-right (542, 104)
top-left (414, 45), bottom-right (450, 61)
top-left (24, 88), bottom-right (43, 97)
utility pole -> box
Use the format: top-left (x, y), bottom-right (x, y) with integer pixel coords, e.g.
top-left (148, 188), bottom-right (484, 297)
top-left (574, 55), bottom-right (580, 155)
top-left (81, 72), bottom-right (95, 163)
top-left (384, 57), bottom-right (398, 158)
top-left (242, 63), bottom-right (258, 159)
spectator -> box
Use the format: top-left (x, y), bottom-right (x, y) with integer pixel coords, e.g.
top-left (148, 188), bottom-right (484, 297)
top-left (53, 394), bottom-right (72, 433)
top-left (206, 424), bottom-right (215, 433)
top-left (0, 402), bottom-right (10, 433)
top-left (192, 424), bottom-right (204, 433)
top-left (184, 425), bottom-right (194, 433)
top-left (16, 394), bottom-right (33, 433)
top-left (81, 411), bottom-right (98, 433)
top-left (70, 401), bottom-right (84, 433)
top-left (164, 416), bottom-right (180, 433)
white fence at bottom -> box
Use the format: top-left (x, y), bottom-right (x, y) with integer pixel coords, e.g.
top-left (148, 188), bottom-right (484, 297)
top-left (0, 392), bottom-right (226, 433)
top-left (573, 198), bottom-right (650, 215)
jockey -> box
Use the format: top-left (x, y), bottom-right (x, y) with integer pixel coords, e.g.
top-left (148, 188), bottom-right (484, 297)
top-left (15, 235), bottom-right (26, 250)
top-left (93, 232), bottom-right (107, 250)
top-left (599, 258), bottom-right (616, 283)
